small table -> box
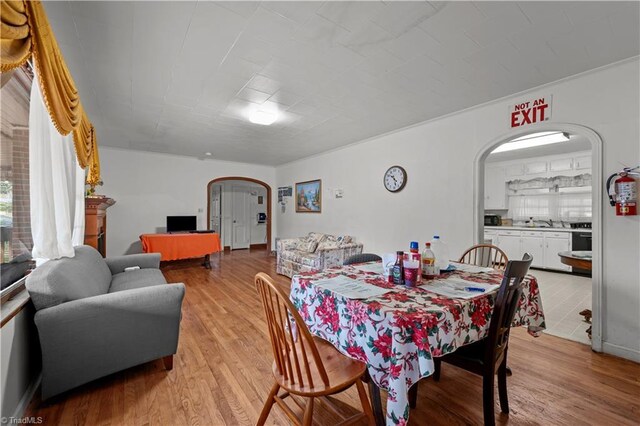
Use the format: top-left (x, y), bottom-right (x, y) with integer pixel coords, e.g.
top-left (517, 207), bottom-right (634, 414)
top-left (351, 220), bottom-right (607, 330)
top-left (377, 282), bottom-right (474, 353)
top-left (558, 250), bottom-right (592, 270)
top-left (140, 233), bottom-right (222, 268)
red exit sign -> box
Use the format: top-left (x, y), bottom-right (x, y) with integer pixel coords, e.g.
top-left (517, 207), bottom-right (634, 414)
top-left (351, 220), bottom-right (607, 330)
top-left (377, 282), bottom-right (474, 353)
top-left (510, 95), bottom-right (552, 128)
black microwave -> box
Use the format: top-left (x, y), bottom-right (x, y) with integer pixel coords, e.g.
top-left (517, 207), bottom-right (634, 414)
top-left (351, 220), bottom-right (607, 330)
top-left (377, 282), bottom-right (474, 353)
top-left (484, 214), bottom-right (501, 226)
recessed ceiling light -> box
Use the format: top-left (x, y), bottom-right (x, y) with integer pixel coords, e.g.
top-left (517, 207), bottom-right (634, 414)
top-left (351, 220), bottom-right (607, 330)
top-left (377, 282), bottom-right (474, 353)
top-left (249, 110), bottom-right (278, 125)
top-left (492, 131), bottom-right (570, 153)
top-left (204, 152), bottom-right (212, 156)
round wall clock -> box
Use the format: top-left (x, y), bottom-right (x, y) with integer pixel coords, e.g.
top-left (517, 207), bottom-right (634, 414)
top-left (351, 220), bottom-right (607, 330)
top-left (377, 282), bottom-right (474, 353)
top-left (384, 165), bottom-right (407, 193)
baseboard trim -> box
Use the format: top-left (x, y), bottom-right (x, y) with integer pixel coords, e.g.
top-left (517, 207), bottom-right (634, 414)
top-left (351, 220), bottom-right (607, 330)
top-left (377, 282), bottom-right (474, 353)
top-left (602, 342), bottom-right (640, 363)
top-left (12, 373), bottom-right (41, 420)
top-left (250, 243), bottom-right (267, 249)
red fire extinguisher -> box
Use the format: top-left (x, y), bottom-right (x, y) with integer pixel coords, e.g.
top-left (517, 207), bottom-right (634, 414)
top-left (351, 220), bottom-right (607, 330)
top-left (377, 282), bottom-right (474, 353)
top-left (606, 165), bottom-right (639, 216)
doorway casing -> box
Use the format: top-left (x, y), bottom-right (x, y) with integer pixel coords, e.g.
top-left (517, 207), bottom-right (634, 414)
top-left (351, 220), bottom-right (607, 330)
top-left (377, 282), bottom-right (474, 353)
top-left (473, 122), bottom-right (603, 352)
top-left (206, 176), bottom-right (272, 253)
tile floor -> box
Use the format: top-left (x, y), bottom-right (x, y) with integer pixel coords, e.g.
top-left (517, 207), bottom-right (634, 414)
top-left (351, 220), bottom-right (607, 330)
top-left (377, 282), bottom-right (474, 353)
top-left (530, 268), bottom-right (592, 345)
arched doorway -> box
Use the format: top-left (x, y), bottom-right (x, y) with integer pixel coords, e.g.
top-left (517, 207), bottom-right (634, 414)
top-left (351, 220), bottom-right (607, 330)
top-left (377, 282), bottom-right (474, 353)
top-left (206, 177), bottom-right (272, 253)
top-left (473, 122), bottom-right (603, 352)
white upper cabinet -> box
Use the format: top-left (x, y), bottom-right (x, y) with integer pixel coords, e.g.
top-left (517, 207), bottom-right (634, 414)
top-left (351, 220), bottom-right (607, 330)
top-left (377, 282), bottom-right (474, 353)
top-left (549, 157), bottom-right (574, 172)
top-left (485, 166), bottom-right (507, 210)
top-left (524, 161), bottom-right (548, 175)
top-left (574, 155), bottom-right (592, 170)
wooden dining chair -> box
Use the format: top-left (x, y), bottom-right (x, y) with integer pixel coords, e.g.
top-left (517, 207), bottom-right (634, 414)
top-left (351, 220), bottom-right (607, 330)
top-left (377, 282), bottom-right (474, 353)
top-left (459, 244), bottom-right (509, 271)
top-left (343, 253), bottom-right (382, 265)
top-left (409, 254), bottom-right (533, 426)
top-left (255, 273), bottom-right (374, 426)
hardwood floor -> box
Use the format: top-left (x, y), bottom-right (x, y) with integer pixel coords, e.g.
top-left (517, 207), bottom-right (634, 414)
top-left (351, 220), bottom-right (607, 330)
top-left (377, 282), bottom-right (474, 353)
top-left (27, 249), bottom-right (640, 425)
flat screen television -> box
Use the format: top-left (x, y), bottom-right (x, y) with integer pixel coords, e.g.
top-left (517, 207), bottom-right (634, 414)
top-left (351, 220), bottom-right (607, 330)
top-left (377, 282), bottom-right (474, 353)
top-left (167, 216), bottom-right (197, 233)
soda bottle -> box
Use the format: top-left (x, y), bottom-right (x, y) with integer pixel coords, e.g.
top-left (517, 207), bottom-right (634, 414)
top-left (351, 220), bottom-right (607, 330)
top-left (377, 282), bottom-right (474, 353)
top-left (422, 242), bottom-right (437, 279)
top-left (392, 251), bottom-right (404, 285)
top-left (409, 241), bottom-right (422, 284)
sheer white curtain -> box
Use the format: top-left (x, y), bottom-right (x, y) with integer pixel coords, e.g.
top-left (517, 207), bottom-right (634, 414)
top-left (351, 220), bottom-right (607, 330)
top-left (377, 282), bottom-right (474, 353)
top-left (29, 73), bottom-right (86, 261)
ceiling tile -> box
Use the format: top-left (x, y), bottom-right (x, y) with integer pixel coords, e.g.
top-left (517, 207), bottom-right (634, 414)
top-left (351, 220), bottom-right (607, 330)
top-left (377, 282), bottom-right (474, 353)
top-left (261, 1), bottom-right (323, 25)
top-left (215, 1), bottom-right (260, 19)
top-left (242, 6), bottom-right (300, 45)
top-left (237, 87), bottom-right (272, 104)
top-left (316, 1), bottom-right (385, 32)
top-left (46, 0), bottom-right (640, 166)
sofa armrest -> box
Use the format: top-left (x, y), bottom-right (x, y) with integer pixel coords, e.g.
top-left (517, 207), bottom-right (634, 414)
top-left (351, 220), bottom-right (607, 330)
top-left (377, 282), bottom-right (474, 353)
top-left (34, 283), bottom-right (185, 399)
top-left (277, 238), bottom-right (299, 254)
top-left (316, 243), bottom-right (364, 269)
top-left (105, 253), bottom-right (161, 275)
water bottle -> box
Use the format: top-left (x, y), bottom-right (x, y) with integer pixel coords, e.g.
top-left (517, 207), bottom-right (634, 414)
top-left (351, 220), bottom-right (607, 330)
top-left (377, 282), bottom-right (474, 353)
top-left (430, 235), bottom-right (450, 271)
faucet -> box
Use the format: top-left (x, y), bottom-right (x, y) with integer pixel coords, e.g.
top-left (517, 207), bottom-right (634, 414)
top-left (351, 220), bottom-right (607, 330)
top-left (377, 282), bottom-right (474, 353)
top-left (543, 219), bottom-right (554, 228)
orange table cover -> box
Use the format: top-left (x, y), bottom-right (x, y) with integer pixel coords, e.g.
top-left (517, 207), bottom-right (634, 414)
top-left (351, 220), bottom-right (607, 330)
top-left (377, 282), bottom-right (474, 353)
top-left (140, 233), bottom-right (222, 261)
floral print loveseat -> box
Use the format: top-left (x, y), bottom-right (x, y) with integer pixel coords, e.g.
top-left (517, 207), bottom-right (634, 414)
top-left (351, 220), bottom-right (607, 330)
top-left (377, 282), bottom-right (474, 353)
top-left (276, 232), bottom-right (363, 278)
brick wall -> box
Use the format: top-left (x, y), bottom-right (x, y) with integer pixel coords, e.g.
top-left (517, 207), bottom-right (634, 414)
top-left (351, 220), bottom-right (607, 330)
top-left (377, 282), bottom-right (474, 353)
top-left (10, 129), bottom-right (32, 255)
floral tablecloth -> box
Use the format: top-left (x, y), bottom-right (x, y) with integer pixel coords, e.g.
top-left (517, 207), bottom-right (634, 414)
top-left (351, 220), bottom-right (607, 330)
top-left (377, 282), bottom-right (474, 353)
top-left (290, 263), bottom-right (546, 425)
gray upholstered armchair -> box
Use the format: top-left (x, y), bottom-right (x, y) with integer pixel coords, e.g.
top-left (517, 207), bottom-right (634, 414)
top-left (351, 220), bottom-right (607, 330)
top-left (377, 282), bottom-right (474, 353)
top-left (25, 246), bottom-right (185, 399)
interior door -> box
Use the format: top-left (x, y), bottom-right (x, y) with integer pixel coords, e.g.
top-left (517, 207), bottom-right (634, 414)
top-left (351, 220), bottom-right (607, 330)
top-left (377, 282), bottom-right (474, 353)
top-left (210, 184), bottom-right (222, 234)
top-left (231, 186), bottom-right (250, 250)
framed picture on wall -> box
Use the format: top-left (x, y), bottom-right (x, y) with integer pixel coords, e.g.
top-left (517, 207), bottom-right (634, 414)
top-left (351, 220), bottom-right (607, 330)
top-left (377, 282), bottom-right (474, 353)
top-left (295, 179), bottom-right (322, 213)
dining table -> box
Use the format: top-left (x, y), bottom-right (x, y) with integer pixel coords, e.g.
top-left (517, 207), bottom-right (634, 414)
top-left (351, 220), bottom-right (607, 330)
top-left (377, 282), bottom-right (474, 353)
top-left (289, 261), bottom-right (546, 426)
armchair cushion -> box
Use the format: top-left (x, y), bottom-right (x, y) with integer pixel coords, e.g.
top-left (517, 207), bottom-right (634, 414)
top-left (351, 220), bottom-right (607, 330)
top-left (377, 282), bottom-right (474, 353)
top-left (109, 268), bottom-right (168, 293)
top-left (26, 246), bottom-right (112, 311)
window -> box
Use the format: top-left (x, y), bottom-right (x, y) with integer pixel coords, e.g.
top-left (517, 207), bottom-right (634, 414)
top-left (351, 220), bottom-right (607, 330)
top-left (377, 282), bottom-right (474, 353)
top-left (1, 66), bottom-right (34, 291)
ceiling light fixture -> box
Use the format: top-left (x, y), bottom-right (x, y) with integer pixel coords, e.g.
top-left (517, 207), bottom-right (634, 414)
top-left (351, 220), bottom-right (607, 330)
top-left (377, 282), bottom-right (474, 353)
top-left (491, 131), bottom-right (570, 153)
top-left (249, 110), bottom-right (278, 126)
top-left (204, 152), bottom-right (212, 156)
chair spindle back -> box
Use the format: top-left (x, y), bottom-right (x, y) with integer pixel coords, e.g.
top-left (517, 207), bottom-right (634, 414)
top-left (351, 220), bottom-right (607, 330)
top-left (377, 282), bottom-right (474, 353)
top-left (459, 244), bottom-right (509, 271)
top-left (255, 273), bottom-right (330, 390)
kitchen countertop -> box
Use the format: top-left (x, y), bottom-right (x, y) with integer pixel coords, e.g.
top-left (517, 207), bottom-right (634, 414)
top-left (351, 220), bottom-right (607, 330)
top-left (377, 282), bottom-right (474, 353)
top-left (485, 226), bottom-right (592, 233)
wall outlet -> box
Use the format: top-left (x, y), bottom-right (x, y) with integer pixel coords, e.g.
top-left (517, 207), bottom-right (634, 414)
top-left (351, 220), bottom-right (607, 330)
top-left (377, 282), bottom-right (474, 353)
top-left (334, 189), bottom-right (344, 198)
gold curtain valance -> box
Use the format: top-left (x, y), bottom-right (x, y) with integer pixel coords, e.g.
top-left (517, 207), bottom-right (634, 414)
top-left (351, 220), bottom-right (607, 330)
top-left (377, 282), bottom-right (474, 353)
top-left (0, 0), bottom-right (100, 185)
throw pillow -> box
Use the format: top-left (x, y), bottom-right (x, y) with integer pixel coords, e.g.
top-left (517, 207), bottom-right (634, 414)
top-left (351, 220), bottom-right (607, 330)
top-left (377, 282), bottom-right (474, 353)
top-left (307, 232), bottom-right (327, 242)
top-left (317, 241), bottom-right (339, 250)
top-left (296, 239), bottom-right (319, 253)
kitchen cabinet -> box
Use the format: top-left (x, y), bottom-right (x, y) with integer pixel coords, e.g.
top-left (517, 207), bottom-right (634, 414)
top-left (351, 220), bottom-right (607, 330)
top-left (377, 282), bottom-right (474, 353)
top-left (524, 161), bottom-right (548, 175)
top-left (549, 157), bottom-right (573, 172)
top-left (496, 231), bottom-right (521, 261)
top-left (489, 228), bottom-right (572, 272)
top-left (574, 155), bottom-right (592, 170)
top-left (521, 231), bottom-right (544, 268)
top-left (544, 234), bottom-right (571, 272)
top-left (485, 166), bottom-right (507, 209)
top-left (483, 230), bottom-right (497, 245)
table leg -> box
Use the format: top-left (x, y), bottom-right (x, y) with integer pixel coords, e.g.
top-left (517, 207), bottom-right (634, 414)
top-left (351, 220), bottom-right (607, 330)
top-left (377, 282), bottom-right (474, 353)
top-left (367, 380), bottom-right (385, 426)
top-left (203, 254), bottom-right (211, 269)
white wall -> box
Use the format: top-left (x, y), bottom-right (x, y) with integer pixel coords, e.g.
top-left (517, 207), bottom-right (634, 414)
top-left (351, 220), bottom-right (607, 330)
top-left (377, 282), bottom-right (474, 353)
top-left (1, 306), bottom-right (40, 419)
top-left (276, 59), bottom-right (640, 361)
top-left (99, 148), bottom-right (276, 257)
